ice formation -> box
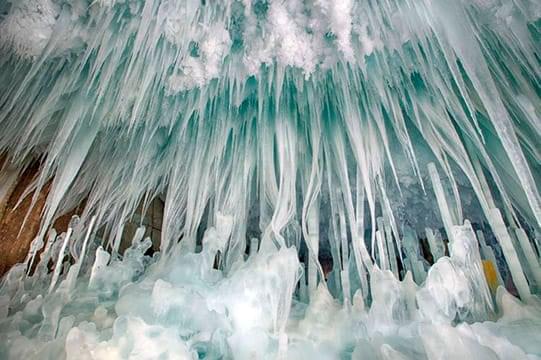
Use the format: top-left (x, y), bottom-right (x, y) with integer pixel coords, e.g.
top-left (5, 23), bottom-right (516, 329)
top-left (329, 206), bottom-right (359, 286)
top-left (0, 0), bottom-right (540, 359)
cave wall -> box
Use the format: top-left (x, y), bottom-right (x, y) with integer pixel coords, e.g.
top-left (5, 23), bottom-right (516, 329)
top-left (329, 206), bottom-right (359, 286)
top-left (0, 161), bottom-right (48, 276)
top-left (0, 157), bottom-right (164, 276)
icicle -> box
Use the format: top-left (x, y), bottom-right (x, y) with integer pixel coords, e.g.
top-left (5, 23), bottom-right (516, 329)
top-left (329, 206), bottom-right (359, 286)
top-left (514, 228), bottom-right (541, 289)
top-left (88, 247), bottom-right (110, 289)
top-left (48, 227), bottom-right (72, 294)
top-left (307, 203), bottom-right (320, 296)
top-left (25, 236), bottom-right (44, 276)
top-left (383, 219), bottom-right (399, 278)
top-left (249, 238), bottom-right (259, 258)
top-left (428, 163), bottom-right (456, 244)
top-left (450, 221), bottom-right (494, 316)
top-left (375, 229), bottom-right (389, 271)
top-left (64, 216), bottom-right (96, 292)
top-left (0, 0), bottom-right (539, 358)
top-left (341, 268), bottom-right (351, 308)
top-left (535, 231), bottom-right (541, 261)
top-left (489, 208), bottom-right (531, 300)
top-left (402, 227), bottom-right (427, 284)
top-left (33, 229), bottom-right (58, 282)
top-left (426, 228), bottom-right (445, 262)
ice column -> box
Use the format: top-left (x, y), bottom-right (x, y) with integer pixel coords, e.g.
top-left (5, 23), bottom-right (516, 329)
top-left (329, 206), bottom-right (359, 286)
top-left (490, 208), bottom-right (531, 300)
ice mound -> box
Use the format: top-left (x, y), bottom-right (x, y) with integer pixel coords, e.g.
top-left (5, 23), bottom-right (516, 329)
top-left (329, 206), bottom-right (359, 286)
top-left (0, 214), bottom-right (540, 359)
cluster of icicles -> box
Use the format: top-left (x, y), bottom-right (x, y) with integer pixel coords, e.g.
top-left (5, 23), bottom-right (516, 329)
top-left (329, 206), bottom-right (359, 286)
top-left (0, 162), bottom-right (540, 359)
top-left (0, 0), bottom-right (540, 358)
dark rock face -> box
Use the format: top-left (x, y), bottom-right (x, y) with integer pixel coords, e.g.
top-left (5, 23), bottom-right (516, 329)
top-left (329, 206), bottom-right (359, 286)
top-left (0, 155), bottom-right (163, 276)
top-left (0, 160), bottom-right (83, 276)
top-left (0, 162), bottom-right (47, 276)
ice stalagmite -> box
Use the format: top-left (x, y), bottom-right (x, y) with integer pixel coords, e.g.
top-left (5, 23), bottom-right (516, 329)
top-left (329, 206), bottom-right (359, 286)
top-left (0, 0), bottom-right (540, 359)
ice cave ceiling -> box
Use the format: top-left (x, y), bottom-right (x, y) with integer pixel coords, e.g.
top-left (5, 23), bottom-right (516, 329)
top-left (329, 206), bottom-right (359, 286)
top-left (0, 0), bottom-right (540, 359)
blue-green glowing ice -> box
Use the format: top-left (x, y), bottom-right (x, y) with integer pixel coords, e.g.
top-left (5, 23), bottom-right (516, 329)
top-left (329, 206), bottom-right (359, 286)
top-left (0, 0), bottom-right (540, 358)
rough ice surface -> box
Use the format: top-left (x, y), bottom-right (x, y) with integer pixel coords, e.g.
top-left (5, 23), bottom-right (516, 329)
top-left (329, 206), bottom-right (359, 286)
top-left (0, 0), bottom-right (540, 359)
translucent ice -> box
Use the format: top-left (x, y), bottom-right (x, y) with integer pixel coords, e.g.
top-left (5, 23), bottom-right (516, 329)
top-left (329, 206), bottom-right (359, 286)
top-left (0, 0), bottom-right (540, 358)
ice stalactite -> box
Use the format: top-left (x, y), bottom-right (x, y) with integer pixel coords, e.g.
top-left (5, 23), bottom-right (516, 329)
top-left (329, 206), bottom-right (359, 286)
top-left (0, 0), bottom-right (540, 359)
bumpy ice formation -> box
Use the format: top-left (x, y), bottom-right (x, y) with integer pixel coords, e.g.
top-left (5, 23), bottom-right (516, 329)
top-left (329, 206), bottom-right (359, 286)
top-left (0, 0), bottom-right (540, 359)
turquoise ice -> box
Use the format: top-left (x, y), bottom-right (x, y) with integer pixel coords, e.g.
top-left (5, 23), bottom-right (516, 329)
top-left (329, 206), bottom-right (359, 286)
top-left (0, 0), bottom-right (540, 359)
